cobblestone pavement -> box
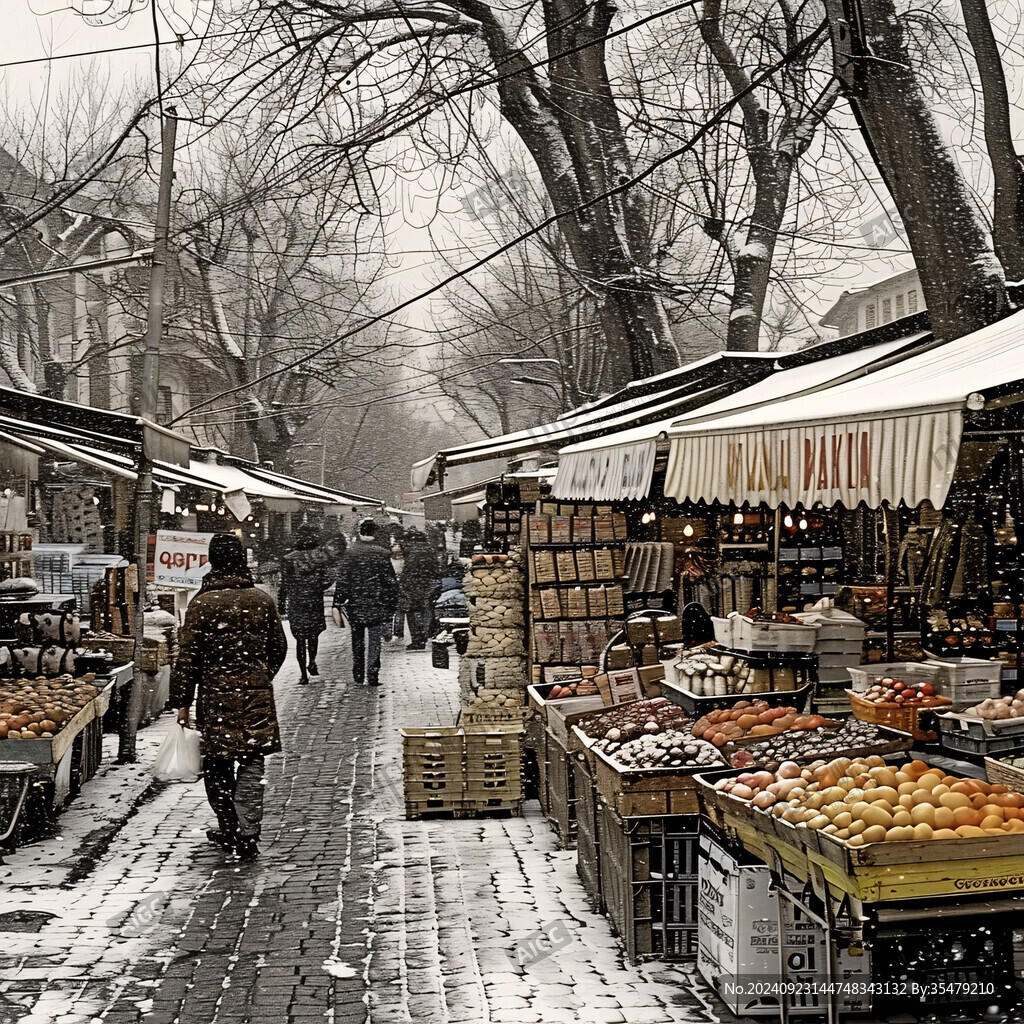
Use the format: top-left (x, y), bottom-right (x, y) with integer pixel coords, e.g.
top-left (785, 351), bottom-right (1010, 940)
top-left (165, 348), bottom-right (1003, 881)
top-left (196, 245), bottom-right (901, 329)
top-left (0, 628), bottom-right (746, 1024)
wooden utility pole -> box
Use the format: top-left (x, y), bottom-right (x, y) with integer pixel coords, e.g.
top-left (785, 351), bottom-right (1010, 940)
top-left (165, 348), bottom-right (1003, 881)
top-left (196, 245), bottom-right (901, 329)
top-left (119, 110), bottom-right (177, 762)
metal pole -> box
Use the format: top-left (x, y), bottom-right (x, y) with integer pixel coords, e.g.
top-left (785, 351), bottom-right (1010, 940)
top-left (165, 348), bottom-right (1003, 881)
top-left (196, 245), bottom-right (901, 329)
top-left (118, 110), bottom-right (177, 763)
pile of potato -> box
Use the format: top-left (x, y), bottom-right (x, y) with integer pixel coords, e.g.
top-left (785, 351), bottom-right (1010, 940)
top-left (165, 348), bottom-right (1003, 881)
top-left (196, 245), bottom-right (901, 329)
top-left (0, 675), bottom-right (100, 740)
top-left (459, 655), bottom-right (527, 709)
top-left (961, 691), bottom-right (1024, 721)
top-left (713, 756), bottom-right (1024, 844)
top-left (692, 702), bottom-right (840, 747)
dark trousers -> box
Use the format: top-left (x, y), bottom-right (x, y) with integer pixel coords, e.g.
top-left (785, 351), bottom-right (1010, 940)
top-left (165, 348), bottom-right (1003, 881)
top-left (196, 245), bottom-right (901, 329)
top-left (351, 619), bottom-right (384, 684)
top-left (407, 602), bottom-right (432, 646)
top-left (203, 753), bottom-right (266, 840)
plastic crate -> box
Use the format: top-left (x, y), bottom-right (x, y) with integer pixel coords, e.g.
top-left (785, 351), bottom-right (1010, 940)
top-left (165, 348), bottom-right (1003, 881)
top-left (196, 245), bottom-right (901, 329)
top-left (846, 662), bottom-right (940, 694)
top-left (544, 731), bottom-right (576, 849)
top-left (936, 709), bottom-right (1024, 757)
top-left (597, 804), bottom-right (700, 963)
top-left (924, 655), bottom-right (1002, 705)
top-left (716, 614), bottom-right (818, 653)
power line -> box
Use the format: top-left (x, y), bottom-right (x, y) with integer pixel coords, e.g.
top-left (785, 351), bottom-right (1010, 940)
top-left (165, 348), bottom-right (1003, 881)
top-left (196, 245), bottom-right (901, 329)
top-left (172, 23), bottom-right (829, 425)
top-left (0, 26), bottom-right (261, 70)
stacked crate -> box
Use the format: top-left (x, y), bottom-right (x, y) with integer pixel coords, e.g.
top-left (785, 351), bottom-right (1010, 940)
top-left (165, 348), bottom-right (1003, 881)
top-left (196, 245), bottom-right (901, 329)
top-left (402, 724), bottom-right (524, 818)
top-left (402, 726), bottom-right (466, 818)
top-left (464, 724), bottom-right (523, 813)
top-left (572, 749), bottom-right (602, 910)
top-left (598, 805), bottom-right (701, 962)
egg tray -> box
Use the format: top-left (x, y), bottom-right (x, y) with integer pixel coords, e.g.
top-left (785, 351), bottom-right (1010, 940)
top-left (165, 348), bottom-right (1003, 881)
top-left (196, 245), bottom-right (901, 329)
top-left (694, 766), bottom-right (1024, 904)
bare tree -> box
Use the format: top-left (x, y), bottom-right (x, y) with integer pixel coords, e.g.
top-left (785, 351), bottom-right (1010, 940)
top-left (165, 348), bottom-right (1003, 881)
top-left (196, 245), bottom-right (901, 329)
top-left (826, 0), bottom-right (1010, 339)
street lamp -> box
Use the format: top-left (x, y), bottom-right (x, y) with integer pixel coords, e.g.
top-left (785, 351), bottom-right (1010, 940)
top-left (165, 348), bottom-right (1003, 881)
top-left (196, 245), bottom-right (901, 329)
top-left (501, 358), bottom-right (568, 410)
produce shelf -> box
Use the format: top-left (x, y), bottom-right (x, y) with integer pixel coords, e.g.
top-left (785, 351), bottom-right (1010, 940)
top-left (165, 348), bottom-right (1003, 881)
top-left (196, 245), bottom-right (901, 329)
top-left (695, 767), bottom-right (1024, 905)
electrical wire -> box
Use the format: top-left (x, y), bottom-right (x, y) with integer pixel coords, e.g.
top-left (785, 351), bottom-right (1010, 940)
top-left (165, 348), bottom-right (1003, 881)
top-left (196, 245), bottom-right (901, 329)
top-left (171, 22), bottom-right (829, 425)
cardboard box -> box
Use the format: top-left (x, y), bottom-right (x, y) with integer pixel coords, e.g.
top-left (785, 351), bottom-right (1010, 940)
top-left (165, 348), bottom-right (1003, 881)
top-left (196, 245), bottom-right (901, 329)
top-left (550, 515), bottom-right (571, 544)
top-left (533, 550), bottom-right (557, 584)
top-left (605, 585), bottom-right (625, 617)
top-left (612, 513), bottom-right (628, 541)
top-left (559, 621), bottom-right (582, 663)
top-left (587, 587), bottom-right (608, 618)
top-left (556, 550), bottom-right (577, 582)
top-left (698, 835), bottom-right (870, 1017)
top-left (572, 516), bottom-right (594, 544)
top-left (607, 644), bottom-right (634, 669)
top-left (595, 668), bottom-right (643, 705)
top-left (626, 617), bottom-right (657, 645)
top-left (539, 588), bottom-right (562, 619)
top-left (654, 615), bottom-right (683, 644)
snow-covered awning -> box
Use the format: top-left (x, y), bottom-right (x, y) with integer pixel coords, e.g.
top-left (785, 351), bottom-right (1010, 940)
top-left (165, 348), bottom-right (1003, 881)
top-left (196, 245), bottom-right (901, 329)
top-left (412, 352), bottom-right (780, 488)
top-left (553, 332), bottom-right (929, 501)
top-left (0, 386), bottom-right (191, 468)
top-left (664, 309), bottom-right (1024, 510)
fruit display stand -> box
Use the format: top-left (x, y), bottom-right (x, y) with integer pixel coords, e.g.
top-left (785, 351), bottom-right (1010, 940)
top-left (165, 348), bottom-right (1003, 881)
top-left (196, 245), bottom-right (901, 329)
top-left (696, 760), bottom-right (1024, 1021)
top-left (0, 676), bottom-right (115, 843)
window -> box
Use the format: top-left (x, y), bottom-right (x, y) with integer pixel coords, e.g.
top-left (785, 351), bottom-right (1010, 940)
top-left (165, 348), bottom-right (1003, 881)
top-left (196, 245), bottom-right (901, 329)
top-left (908, 289), bottom-right (918, 314)
top-left (895, 294), bottom-right (905, 319)
top-left (158, 385), bottom-right (173, 423)
top-left (882, 298), bottom-right (892, 323)
top-left (865, 302), bottom-right (877, 330)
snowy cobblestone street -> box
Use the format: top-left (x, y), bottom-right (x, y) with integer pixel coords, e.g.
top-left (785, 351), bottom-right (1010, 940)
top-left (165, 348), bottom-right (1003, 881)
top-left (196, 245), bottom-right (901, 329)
top-left (0, 629), bottom-right (727, 1024)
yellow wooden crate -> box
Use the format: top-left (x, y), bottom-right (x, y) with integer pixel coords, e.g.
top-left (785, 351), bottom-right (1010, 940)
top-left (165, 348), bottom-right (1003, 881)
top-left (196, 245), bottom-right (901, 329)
top-left (694, 772), bottom-right (1024, 904)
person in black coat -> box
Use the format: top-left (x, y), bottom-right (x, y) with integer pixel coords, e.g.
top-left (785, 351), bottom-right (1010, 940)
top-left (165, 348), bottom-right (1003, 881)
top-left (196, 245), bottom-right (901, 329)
top-left (333, 519), bottom-right (399, 687)
top-left (401, 528), bottom-right (441, 650)
top-left (278, 524), bottom-right (333, 684)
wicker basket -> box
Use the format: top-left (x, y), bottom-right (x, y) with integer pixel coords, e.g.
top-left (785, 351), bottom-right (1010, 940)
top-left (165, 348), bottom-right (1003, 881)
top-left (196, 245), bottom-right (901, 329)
top-left (78, 633), bottom-right (136, 663)
top-left (984, 756), bottom-right (1024, 793)
top-left (846, 689), bottom-right (951, 742)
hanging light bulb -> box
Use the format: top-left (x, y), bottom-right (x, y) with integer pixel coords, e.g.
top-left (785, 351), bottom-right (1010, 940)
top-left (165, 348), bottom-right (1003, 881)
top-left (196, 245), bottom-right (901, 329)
top-left (92, 495), bottom-right (101, 505)
top-left (682, 523), bottom-right (694, 538)
top-left (783, 514), bottom-right (794, 528)
top-left (181, 507), bottom-right (190, 516)
top-left (732, 512), bottom-right (744, 525)
top-left (798, 518), bottom-right (808, 530)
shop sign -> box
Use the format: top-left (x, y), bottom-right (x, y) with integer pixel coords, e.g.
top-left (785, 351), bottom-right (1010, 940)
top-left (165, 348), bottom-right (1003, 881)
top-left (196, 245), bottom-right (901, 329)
top-left (152, 530), bottom-right (215, 589)
top-left (724, 430), bottom-right (873, 494)
top-left (553, 440), bottom-right (657, 501)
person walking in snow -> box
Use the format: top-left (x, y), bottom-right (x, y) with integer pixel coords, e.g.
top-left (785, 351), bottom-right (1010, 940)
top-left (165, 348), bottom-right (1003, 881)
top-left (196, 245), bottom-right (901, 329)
top-left (333, 518), bottom-right (399, 687)
top-left (278, 523), bottom-right (333, 684)
top-left (400, 528), bottom-right (440, 650)
top-left (172, 533), bottom-right (287, 860)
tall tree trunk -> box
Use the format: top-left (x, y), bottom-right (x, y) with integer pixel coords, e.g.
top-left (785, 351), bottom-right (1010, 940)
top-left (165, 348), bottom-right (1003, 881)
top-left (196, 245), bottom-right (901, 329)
top-left (453, 0), bottom-right (679, 388)
top-left (959, 0), bottom-right (1024, 281)
top-left (830, 0), bottom-right (1009, 338)
top-left (700, 0), bottom-right (838, 351)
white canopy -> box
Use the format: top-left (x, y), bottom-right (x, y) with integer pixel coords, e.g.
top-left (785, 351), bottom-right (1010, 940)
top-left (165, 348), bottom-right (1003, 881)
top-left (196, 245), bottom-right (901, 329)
top-left (665, 309), bottom-right (1024, 509)
top-left (553, 332), bottom-right (926, 500)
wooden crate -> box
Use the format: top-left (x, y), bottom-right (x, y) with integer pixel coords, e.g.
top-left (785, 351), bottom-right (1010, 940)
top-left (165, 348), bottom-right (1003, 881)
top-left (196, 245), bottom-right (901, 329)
top-left (694, 769), bottom-right (1024, 904)
top-left (591, 745), bottom-right (700, 817)
top-left (573, 754), bottom-right (602, 910)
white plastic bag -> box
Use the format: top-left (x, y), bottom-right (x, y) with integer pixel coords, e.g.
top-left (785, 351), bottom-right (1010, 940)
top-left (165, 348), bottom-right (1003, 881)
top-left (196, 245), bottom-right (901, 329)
top-left (152, 723), bottom-right (202, 783)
